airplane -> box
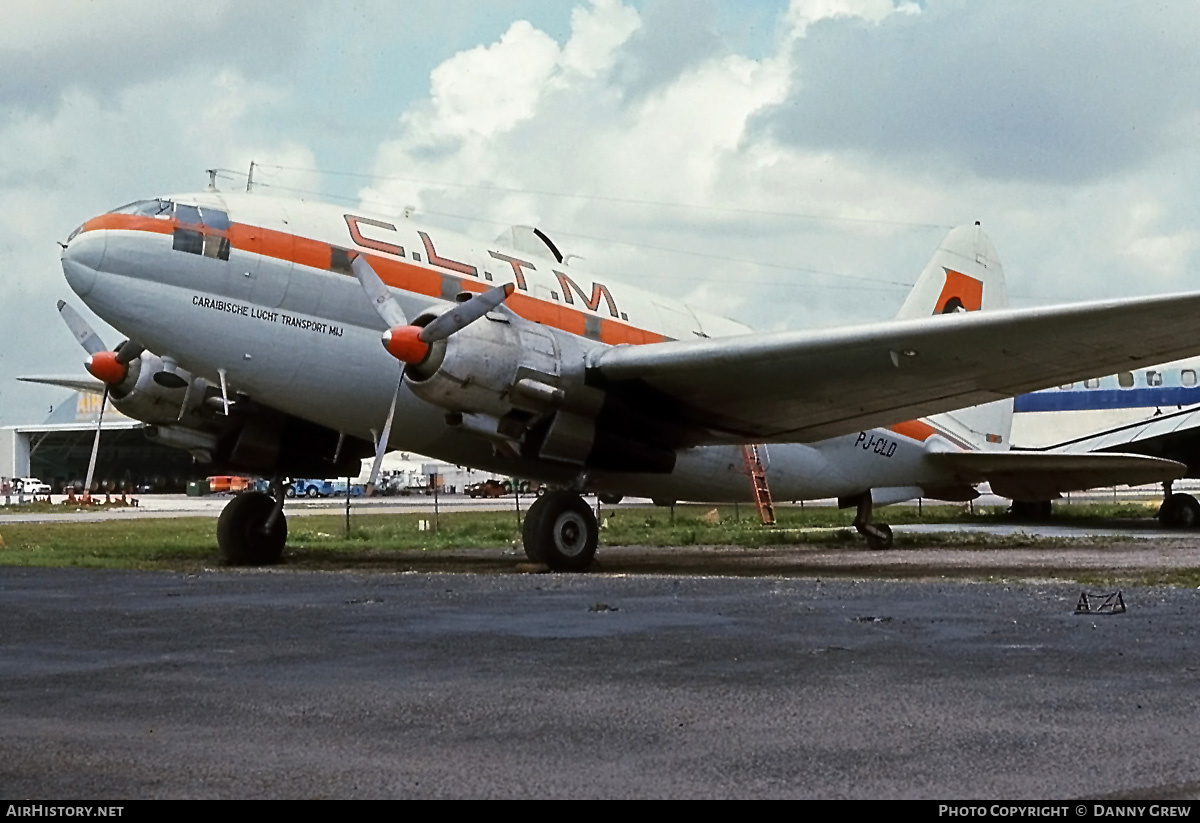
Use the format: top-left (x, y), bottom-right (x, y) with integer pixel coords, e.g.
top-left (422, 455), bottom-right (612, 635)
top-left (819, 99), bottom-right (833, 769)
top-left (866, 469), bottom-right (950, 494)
top-left (32, 189), bottom-right (1200, 570)
top-left (1008, 365), bottom-right (1200, 525)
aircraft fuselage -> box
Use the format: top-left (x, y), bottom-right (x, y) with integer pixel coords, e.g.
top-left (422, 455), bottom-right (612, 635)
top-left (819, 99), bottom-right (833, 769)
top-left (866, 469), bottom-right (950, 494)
top-left (61, 191), bottom-right (964, 503)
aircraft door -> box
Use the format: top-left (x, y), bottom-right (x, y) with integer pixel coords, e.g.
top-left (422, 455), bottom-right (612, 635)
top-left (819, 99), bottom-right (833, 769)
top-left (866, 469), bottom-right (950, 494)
top-left (245, 203), bottom-right (292, 309)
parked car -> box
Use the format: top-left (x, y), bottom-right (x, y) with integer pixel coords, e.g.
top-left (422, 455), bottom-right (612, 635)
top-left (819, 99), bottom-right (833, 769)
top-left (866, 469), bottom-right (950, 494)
top-left (467, 479), bottom-right (507, 498)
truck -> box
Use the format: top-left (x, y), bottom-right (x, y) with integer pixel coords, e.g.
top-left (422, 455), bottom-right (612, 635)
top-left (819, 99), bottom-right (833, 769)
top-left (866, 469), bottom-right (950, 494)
top-left (16, 477), bottom-right (52, 495)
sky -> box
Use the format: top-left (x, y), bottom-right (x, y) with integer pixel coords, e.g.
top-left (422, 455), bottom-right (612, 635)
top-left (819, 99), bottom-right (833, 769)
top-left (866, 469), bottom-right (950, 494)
top-left (3, 0), bottom-right (1200, 425)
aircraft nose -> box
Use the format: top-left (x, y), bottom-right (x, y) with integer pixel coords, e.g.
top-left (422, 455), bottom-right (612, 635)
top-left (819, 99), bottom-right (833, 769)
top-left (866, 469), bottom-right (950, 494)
top-left (61, 225), bottom-right (106, 297)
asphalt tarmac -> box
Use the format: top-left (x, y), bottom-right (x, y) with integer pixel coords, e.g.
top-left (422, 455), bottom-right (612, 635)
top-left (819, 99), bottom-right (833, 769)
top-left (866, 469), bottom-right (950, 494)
top-left (3, 566), bottom-right (1200, 799)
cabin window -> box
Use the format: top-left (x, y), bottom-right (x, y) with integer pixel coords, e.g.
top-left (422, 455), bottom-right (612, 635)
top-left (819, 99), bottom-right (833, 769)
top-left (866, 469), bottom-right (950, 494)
top-left (1183, 370), bottom-right (1197, 387)
top-left (329, 247), bottom-right (354, 275)
top-left (1146, 370), bottom-right (1163, 387)
top-left (1084, 378), bottom-right (1101, 389)
top-left (1118, 371), bottom-right (1134, 388)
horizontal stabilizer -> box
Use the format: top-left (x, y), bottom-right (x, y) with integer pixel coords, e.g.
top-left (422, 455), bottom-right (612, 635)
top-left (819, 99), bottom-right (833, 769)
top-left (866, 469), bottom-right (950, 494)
top-left (927, 450), bottom-right (1185, 501)
top-left (17, 374), bottom-right (106, 395)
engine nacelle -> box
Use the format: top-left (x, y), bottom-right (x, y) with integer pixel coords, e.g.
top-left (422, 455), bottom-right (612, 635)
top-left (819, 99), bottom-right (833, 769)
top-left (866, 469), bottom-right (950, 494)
top-left (401, 308), bottom-right (675, 473)
top-left (108, 351), bottom-right (207, 427)
top-left (406, 311), bottom-right (571, 419)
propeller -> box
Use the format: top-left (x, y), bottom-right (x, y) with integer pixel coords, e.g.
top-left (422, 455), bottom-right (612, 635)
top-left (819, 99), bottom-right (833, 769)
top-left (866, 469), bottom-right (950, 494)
top-left (57, 301), bottom-right (145, 499)
top-left (349, 253), bottom-right (516, 489)
top-left (57, 301), bottom-right (144, 386)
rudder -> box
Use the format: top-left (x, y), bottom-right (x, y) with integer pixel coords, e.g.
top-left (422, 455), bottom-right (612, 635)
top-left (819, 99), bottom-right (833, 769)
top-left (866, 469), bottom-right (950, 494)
top-left (901, 223), bottom-right (1013, 451)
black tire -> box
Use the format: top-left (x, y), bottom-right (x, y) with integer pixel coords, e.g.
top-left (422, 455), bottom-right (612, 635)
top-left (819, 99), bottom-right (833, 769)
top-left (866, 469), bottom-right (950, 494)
top-left (1010, 499), bottom-right (1053, 519)
top-left (597, 493), bottom-right (623, 505)
top-left (285, 486), bottom-right (296, 498)
top-left (522, 490), bottom-right (598, 571)
top-left (217, 491), bottom-right (287, 566)
top-left (1160, 493), bottom-right (1200, 529)
top-left (865, 523), bottom-right (893, 551)
top-left (305, 486), bottom-right (319, 498)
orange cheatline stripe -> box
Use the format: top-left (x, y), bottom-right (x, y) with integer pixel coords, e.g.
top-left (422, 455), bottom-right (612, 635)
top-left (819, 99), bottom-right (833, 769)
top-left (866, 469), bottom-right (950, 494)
top-left (82, 214), bottom-right (174, 235)
top-left (888, 420), bottom-right (939, 442)
top-left (85, 214), bottom-right (669, 347)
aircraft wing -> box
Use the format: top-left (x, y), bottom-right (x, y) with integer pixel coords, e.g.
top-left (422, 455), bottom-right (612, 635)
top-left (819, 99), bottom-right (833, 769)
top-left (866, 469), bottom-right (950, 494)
top-left (590, 291), bottom-right (1200, 445)
top-left (1026, 404), bottom-right (1200, 476)
top-left (925, 450), bottom-right (1185, 501)
top-left (17, 374), bottom-right (106, 395)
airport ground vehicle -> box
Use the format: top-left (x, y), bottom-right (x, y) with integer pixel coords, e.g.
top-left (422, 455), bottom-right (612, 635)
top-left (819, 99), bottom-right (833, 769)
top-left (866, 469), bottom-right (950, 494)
top-left (327, 479), bottom-right (364, 497)
top-left (285, 479), bottom-right (335, 498)
top-left (207, 475), bottom-right (253, 494)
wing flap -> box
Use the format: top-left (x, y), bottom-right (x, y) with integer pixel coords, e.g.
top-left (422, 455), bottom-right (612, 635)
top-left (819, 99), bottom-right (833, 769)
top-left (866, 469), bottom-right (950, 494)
top-left (928, 450), bottom-right (1185, 501)
top-left (591, 291), bottom-right (1200, 444)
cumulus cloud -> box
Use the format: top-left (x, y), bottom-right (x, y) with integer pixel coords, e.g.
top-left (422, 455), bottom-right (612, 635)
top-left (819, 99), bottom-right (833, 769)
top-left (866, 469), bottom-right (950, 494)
top-left (8, 0), bottom-right (1200, 425)
top-left (759, 0), bottom-right (1200, 184)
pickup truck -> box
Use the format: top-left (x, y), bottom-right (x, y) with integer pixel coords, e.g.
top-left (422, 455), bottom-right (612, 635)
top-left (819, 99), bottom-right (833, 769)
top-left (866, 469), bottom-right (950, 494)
top-left (15, 477), bottom-right (52, 495)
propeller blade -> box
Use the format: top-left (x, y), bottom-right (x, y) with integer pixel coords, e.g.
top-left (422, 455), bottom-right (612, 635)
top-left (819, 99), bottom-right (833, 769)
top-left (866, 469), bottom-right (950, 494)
top-left (351, 254), bottom-right (409, 328)
top-left (115, 340), bottom-right (145, 365)
top-left (83, 385), bottom-right (108, 499)
top-left (419, 283), bottom-right (516, 343)
top-left (367, 368), bottom-right (403, 491)
top-left (57, 300), bottom-right (107, 356)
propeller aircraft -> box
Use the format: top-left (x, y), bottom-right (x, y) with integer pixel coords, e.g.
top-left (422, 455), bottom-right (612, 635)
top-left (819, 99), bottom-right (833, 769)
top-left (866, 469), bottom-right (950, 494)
top-left (31, 189), bottom-right (1200, 569)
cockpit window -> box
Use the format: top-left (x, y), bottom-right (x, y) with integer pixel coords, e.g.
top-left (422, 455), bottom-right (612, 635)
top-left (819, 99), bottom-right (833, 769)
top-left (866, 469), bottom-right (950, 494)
top-left (170, 201), bottom-right (231, 261)
top-left (175, 203), bottom-right (203, 226)
top-left (199, 207), bottom-right (229, 231)
top-left (110, 199), bottom-right (174, 217)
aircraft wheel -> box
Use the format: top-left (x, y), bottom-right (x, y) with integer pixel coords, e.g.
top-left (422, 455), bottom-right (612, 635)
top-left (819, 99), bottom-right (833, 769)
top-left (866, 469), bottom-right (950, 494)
top-left (522, 490), bottom-right (598, 571)
top-left (864, 523), bottom-right (893, 551)
top-left (1010, 500), bottom-right (1053, 519)
top-left (1159, 493), bottom-right (1200, 529)
top-left (598, 493), bottom-right (623, 505)
top-left (217, 491), bottom-right (287, 566)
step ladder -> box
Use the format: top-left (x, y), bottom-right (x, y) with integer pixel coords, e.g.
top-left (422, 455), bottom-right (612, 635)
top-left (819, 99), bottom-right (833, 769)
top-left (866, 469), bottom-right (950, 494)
top-left (739, 444), bottom-right (776, 525)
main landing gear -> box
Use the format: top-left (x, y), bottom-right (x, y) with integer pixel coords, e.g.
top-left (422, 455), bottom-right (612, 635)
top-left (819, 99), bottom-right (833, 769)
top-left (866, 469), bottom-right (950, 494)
top-left (852, 494), bottom-right (893, 551)
top-left (217, 478), bottom-right (287, 565)
top-left (1158, 481), bottom-right (1200, 529)
top-left (522, 489), bottom-right (599, 571)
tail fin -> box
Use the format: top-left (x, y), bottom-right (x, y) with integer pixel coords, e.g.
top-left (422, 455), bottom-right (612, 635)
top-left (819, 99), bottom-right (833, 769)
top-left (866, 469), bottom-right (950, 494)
top-left (902, 223), bottom-right (1013, 451)
top-left (895, 222), bottom-right (1007, 318)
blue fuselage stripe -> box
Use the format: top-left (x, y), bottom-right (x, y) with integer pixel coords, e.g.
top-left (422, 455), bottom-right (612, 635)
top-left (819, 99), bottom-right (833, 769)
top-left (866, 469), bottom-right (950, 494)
top-left (1015, 387), bottom-right (1200, 412)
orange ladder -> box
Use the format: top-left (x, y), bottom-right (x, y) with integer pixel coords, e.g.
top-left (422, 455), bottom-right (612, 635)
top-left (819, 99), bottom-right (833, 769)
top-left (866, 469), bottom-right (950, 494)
top-left (739, 444), bottom-right (776, 525)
